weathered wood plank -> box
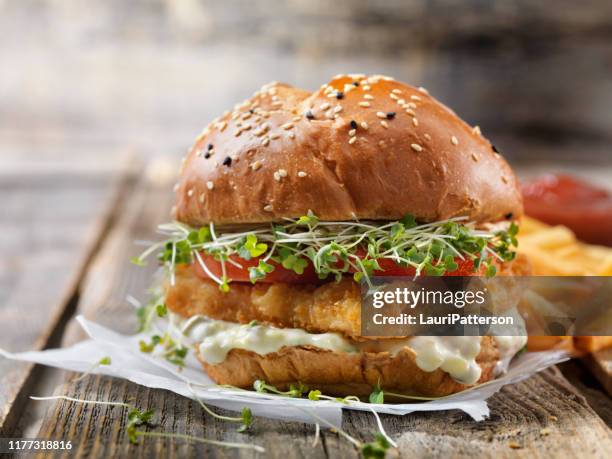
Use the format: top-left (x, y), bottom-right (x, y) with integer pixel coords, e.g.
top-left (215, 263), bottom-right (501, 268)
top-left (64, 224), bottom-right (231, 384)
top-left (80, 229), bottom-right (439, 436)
top-left (583, 349), bottom-right (612, 397)
top-left (0, 155), bottom-right (138, 435)
top-left (33, 164), bottom-right (612, 458)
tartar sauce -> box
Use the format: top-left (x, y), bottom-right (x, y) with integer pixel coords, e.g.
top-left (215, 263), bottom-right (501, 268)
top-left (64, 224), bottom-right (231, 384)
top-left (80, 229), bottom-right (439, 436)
top-left (169, 313), bottom-right (525, 385)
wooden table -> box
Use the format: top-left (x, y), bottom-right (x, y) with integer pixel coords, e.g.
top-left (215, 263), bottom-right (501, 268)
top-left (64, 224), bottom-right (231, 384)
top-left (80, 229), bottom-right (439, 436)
top-left (1, 157), bottom-right (611, 458)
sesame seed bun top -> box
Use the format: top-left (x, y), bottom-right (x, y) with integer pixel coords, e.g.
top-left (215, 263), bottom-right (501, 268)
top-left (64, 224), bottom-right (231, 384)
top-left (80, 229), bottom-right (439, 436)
top-left (175, 74), bottom-right (523, 226)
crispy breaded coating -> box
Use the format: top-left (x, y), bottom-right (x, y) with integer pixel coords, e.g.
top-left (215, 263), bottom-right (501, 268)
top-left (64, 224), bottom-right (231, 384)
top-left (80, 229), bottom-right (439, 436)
top-left (166, 265), bottom-right (362, 337)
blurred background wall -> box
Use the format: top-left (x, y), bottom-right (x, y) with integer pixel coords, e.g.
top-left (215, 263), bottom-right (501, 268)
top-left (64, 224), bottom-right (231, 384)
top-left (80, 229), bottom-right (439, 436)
top-left (1, 0), bottom-right (611, 171)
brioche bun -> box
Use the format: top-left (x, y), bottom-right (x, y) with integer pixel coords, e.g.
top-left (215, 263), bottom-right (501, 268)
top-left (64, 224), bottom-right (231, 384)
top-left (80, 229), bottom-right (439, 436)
top-left (175, 74), bottom-right (522, 226)
top-left (197, 337), bottom-right (500, 397)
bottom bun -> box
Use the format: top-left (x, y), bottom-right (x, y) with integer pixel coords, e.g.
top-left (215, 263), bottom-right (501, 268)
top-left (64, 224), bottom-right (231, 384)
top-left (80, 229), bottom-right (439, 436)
top-left (198, 337), bottom-right (500, 397)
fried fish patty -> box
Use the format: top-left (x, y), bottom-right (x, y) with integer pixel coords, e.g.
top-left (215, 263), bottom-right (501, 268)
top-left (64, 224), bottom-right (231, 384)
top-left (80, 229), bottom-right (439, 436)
top-left (165, 255), bottom-right (529, 339)
top-left (166, 265), bottom-right (362, 337)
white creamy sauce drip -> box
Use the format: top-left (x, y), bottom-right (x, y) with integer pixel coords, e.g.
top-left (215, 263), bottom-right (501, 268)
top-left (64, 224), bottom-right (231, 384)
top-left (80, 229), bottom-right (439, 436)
top-left (169, 313), bottom-right (526, 385)
top-left (180, 317), bottom-right (357, 364)
top-left (408, 336), bottom-right (483, 384)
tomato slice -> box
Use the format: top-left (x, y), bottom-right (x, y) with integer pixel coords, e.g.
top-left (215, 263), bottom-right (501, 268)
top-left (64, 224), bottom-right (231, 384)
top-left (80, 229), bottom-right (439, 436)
top-left (193, 250), bottom-right (484, 284)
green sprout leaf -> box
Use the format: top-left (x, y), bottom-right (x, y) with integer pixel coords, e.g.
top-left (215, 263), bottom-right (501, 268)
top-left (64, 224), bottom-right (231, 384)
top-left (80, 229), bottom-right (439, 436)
top-left (237, 408), bottom-right (253, 432)
top-left (238, 234), bottom-right (268, 260)
top-left (155, 303), bottom-right (168, 317)
top-left (248, 260), bottom-right (275, 284)
top-left (361, 433), bottom-right (392, 458)
top-left (369, 381), bottom-right (384, 404)
top-left (99, 356), bottom-right (112, 366)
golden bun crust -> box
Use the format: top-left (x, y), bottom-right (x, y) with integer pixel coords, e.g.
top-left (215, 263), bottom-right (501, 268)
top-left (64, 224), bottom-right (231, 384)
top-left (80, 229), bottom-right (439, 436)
top-left (176, 74), bottom-right (522, 225)
top-left (198, 337), bottom-right (500, 397)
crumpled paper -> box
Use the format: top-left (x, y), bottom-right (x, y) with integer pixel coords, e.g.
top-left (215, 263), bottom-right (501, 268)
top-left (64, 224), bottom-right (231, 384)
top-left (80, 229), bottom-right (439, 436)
top-left (0, 316), bottom-right (568, 425)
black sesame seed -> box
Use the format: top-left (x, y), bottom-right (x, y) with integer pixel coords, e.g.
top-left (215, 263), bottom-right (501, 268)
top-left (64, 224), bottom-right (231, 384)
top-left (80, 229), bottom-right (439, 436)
top-left (248, 109), bottom-right (254, 114)
top-left (305, 110), bottom-right (315, 120)
top-left (336, 91), bottom-right (344, 100)
top-left (222, 156), bottom-right (232, 167)
top-left (386, 112), bottom-right (396, 120)
top-left (350, 120), bottom-right (358, 129)
top-left (505, 212), bottom-right (513, 220)
top-left (352, 81), bottom-right (359, 87)
top-left (204, 152), bottom-right (211, 159)
top-left (492, 145), bottom-right (500, 153)
top-left (207, 143), bottom-right (214, 150)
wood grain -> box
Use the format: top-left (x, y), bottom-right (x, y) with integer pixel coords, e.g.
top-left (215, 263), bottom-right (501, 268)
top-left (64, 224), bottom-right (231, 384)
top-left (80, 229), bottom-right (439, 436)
top-left (0, 156), bottom-right (137, 435)
top-left (584, 349), bottom-right (612, 396)
top-left (32, 166), bottom-right (612, 458)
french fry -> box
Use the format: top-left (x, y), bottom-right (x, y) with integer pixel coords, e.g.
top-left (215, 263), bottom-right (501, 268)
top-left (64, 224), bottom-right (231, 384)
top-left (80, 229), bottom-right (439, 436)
top-left (518, 217), bottom-right (612, 352)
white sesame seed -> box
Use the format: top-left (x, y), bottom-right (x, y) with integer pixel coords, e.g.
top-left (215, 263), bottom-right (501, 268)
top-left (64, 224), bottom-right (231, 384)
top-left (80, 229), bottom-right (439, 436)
top-left (363, 94), bottom-right (374, 100)
top-left (173, 183), bottom-right (180, 192)
top-left (298, 171), bottom-right (307, 178)
top-left (358, 101), bottom-right (371, 107)
top-left (451, 136), bottom-right (459, 145)
top-left (264, 204), bottom-right (273, 212)
top-left (360, 121), bottom-right (369, 130)
top-left (293, 116), bottom-right (301, 122)
top-left (320, 102), bottom-right (331, 110)
top-left (424, 133), bottom-right (432, 140)
top-left (471, 153), bottom-right (479, 162)
top-left (411, 143), bottom-right (423, 152)
top-left (270, 132), bottom-right (281, 140)
top-left (376, 112), bottom-right (386, 119)
top-left (273, 172), bottom-right (281, 181)
top-left (502, 176), bottom-right (509, 184)
top-left (389, 93), bottom-right (399, 100)
top-left (233, 129), bottom-right (242, 137)
top-left (392, 89), bottom-right (402, 94)
top-left (217, 121), bottom-right (227, 131)
top-left (348, 129), bottom-right (356, 137)
top-left (405, 109), bottom-right (416, 116)
top-left (418, 86), bottom-right (429, 94)
top-left (362, 84), bottom-right (371, 91)
top-left (378, 140), bottom-right (386, 148)
top-left (199, 193), bottom-right (205, 203)
top-left (278, 168), bottom-right (287, 177)
top-left (187, 188), bottom-right (194, 197)
top-left (288, 132), bottom-right (295, 139)
top-left (472, 125), bottom-right (482, 135)
top-left (411, 95), bottom-right (421, 101)
top-left (262, 136), bottom-right (270, 146)
top-left (343, 83), bottom-right (355, 93)
top-left (282, 122), bottom-right (294, 130)
top-left (334, 105), bottom-right (343, 113)
top-left (251, 161), bottom-right (263, 171)
top-left (406, 102), bottom-right (417, 109)
top-left (412, 118), bottom-right (419, 126)
top-left (348, 136), bottom-right (357, 144)
top-left (380, 120), bottom-right (389, 128)
top-left (397, 99), bottom-right (405, 105)
top-left (206, 181), bottom-right (214, 190)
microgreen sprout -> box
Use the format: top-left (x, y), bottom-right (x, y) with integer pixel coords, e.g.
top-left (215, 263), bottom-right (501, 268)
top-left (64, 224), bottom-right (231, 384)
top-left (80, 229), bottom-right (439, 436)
top-left (368, 380), bottom-right (384, 404)
top-left (30, 395), bottom-right (264, 452)
top-left (138, 333), bottom-right (188, 367)
top-left (187, 383), bottom-right (253, 432)
top-left (73, 356), bottom-right (112, 382)
top-left (133, 213), bottom-right (518, 291)
top-left (290, 404), bottom-right (394, 458)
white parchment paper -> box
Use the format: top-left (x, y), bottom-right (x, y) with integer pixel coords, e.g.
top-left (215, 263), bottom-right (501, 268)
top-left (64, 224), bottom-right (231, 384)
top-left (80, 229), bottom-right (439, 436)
top-left (0, 316), bottom-right (568, 425)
